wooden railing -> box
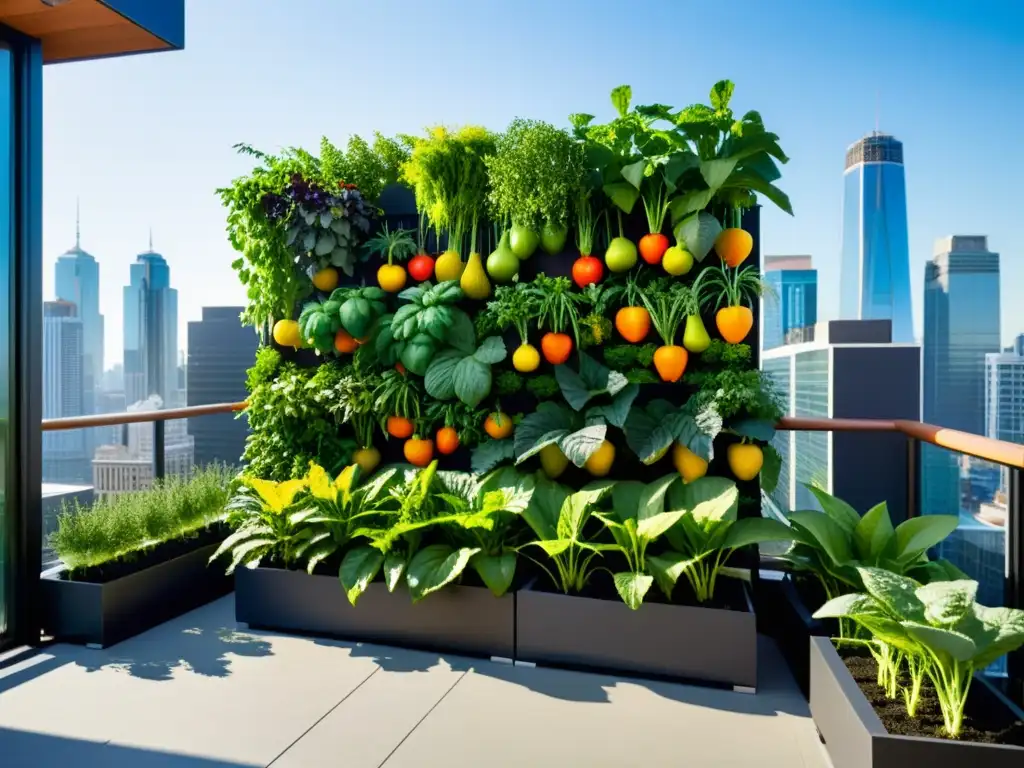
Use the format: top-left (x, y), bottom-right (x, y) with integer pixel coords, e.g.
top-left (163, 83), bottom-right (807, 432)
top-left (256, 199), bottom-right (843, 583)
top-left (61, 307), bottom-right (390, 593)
top-left (42, 404), bottom-right (1024, 470)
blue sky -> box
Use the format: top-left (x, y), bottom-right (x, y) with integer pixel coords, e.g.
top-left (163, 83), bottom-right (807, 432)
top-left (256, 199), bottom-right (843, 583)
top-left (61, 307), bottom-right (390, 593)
top-left (42, 0), bottom-right (1024, 367)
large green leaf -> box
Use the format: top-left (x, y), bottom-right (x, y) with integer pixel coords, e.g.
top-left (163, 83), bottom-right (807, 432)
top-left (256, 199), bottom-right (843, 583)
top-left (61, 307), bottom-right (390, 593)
top-left (760, 444), bottom-right (782, 494)
top-left (675, 212), bottom-right (722, 262)
top-left (610, 481), bottom-right (645, 526)
top-left (559, 421), bottom-right (607, 467)
top-left (406, 544), bottom-right (481, 603)
top-left (916, 580), bottom-right (978, 628)
top-left (383, 550), bottom-right (407, 592)
top-left (423, 349), bottom-right (462, 401)
top-left (471, 438), bottom-right (516, 474)
top-left (514, 402), bottom-right (574, 464)
top-left (671, 476), bottom-right (739, 525)
top-left (603, 181), bottom-right (640, 214)
top-left (555, 353), bottom-right (628, 411)
top-left (471, 552), bottom-right (517, 597)
top-left (788, 511), bottom-right (854, 567)
top-left (452, 356), bottom-right (492, 408)
top-left (709, 80), bottom-right (734, 111)
top-left (623, 407), bottom-right (675, 465)
top-left (621, 159), bottom-right (646, 190)
top-left (722, 516), bottom-right (793, 550)
top-left (699, 157), bottom-right (738, 191)
top-left (893, 515), bottom-right (960, 566)
top-left (586, 385), bottom-right (639, 428)
top-left (812, 592), bottom-right (880, 621)
top-left (638, 473), bottom-right (677, 522)
top-left (731, 419), bottom-right (776, 443)
top-left (807, 486), bottom-right (862, 533)
top-left (902, 622), bottom-right (977, 662)
top-left (721, 168), bottom-right (793, 215)
top-left (970, 605), bottom-right (1024, 669)
top-left (340, 546), bottom-right (385, 606)
top-left (858, 567), bottom-right (925, 622)
top-left (613, 571), bottom-right (653, 610)
top-left (636, 510), bottom-right (687, 543)
top-left (853, 502), bottom-right (895, 563)
top-left (648, 551), bottom-right (691, 599)
top-left (610, 85), bottom-right (632, 117)
top-left (521, 473), bottom-right (567, 541)
top-left (473, 336), bottom-right (507, 365)
top-left (445, 308), bottom-right (476, 355)
top-left (668, 188), bottom-right (716, 224)
top-left (559, 480), bottom-right (615, 540)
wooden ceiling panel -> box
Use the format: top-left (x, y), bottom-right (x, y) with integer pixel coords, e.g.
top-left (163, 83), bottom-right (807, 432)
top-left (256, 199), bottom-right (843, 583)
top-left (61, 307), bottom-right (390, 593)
top-left (0, 0), bottom-right (169, 63)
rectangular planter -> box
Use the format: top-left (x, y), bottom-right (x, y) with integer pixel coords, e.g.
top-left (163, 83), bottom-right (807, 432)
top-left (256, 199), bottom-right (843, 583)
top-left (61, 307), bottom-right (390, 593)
top-left (234, 566), bottom-right (515, 660)
top-left (515, 581), bottom-right (758, 689)
top-left (810, 636), bottom-right (1024, 768)
top-left (40, 543), bottom-right (233, 648)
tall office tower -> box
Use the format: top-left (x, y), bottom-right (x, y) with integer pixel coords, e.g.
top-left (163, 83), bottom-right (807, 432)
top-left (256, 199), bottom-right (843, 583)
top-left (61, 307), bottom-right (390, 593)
top-left (761, 320), bottom-right (919, 518)
top-left (42, 301), bottom-right (89, 484)
top-left (123, 237), bottom-right (178, 407)
top-left (187, 307), bottom-right (257, 468)
top-left (761, 255), bottom-right (817, 351)
top-left (921, 235), bottom-right (1001, 521)
top-left (985, 349), bottom-right (1024, 493)
top-left (54, 208), bottom-right (103, 414)
top-left (1010, 333), bottom-right (1024, 357)
top-left (838, 133), bottom-right (914, 342)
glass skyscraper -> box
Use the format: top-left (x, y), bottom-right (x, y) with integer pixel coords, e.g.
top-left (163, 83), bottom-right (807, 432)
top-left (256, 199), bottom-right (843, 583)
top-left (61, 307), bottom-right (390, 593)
top-left (41, 301), bottom-right (89, 484)
top-left (123, 242), bottom-right (178, 407)
top-left (839, 133), bottom-right (914, 343)
top-left (762, 255), bottom-right (817, 351)
top-left (54, 211), bottom-right (103, 415)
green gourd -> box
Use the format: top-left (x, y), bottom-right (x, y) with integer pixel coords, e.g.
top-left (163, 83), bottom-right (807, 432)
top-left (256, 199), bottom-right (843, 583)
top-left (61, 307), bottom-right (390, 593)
top-left (510, 223), bottom-right (539, 259)
top-left (683, 315), bottom-right (711, 353)
top-left (540, 221), bottom-right (568, 255)
top-left (486, 231), bottom-right (519, 283)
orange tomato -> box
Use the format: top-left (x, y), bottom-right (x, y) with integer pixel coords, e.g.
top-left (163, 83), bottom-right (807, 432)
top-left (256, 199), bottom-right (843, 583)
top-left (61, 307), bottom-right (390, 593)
top-left (334, 329), bottom-right (358, 354)
top-left (541, 332), bottom-right (573, 365)
top-left (404, 437), bottom-right (434, 467)
top-left (436, 426), bottom-right (460, 455)
top-left (387, 415), bottom-right (414, 439)
top-left (614, 306), bottom-right (651, 343)
top-left (638, 233), bottom-right (669, 265)
top-left (484, 412), bottom-right (513, 440)
top-left (716, 306), bottom-right (754, 344)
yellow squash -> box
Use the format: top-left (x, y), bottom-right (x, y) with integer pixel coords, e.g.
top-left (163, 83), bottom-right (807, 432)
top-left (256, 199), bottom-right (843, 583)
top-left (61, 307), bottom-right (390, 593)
top-left (672, 442), bottom-right (708, 483)
top-left (460, 252), bottom-right (491, 299)
top-left (584, 440), bottom-right (616, 476)
top-left (728, 443), bottom-right (763, 481)
top-left (434, 250), bottom-right (465, 282)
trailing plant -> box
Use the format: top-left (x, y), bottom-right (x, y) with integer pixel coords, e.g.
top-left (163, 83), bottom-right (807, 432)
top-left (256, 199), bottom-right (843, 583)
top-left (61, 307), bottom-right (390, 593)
top-left (814, 567), bottom-right (1024, 738)
top-left (514, 353), bottom-right (639, 469)
top-left (518, 474), bottom-right (615, 594)
top-left (243, 357), bottom-right (356, 480)
top-left (652, 476), bottom-right (792, 603)
top-left (52, 465), bottom-right (232, 574)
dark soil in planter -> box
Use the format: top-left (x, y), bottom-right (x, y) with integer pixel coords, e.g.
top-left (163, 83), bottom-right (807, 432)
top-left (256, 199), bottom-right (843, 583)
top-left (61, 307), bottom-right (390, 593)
top-left (527, 567), bottom-right (750, 612)
top-left (59, 523), bottom-right (229, 584)
top-left (843, 652), bottom-right (1024, 747)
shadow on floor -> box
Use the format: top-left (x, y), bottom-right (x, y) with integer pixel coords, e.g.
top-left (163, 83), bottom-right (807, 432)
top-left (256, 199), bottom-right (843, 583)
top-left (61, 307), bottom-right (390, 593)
top-left (304, 633), bottom-right (812, 716)
top-left (71, 625), bottom-right (274, 681)
top-left (0, 727), bottom-right (255, 768)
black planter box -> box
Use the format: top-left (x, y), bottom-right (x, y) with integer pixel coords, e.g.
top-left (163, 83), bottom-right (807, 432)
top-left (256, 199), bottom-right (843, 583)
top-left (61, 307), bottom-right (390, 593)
top-left (234, 566), bottom-right (515, 660)
top-left (514, 580), bottom-right (758, 689)
top-left (40, 543), bottom-right (233, 648)
top-left (810, 636), bottom-right (1024, 768)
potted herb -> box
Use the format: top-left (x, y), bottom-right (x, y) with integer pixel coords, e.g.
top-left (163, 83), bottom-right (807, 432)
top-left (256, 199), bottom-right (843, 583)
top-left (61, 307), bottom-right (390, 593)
top-left (41, 466), bottom-right (234, 647)
top-left (485, 119), bottom-right (585, 258)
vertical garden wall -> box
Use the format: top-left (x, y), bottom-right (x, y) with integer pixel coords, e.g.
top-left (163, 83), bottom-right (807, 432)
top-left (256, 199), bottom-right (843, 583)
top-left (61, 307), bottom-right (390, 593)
top-left (214, 81), bottom-right (795, 684)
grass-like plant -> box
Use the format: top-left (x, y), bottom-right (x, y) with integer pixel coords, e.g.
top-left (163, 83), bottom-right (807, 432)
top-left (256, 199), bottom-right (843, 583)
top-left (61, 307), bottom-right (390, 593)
top-left (51, 465), bottom-right (233, 574)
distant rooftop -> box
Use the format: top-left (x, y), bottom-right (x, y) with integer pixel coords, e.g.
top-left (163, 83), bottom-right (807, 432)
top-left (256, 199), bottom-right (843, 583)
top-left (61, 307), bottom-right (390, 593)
top-left (764, 255), bottom-right (813, 271)
top-left (845, 132), bottom-right (904, 169)
top-left (933, 235), bottom-right (991, 256)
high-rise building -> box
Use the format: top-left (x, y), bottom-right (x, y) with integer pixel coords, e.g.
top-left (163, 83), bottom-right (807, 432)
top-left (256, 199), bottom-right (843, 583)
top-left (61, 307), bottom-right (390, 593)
top-left (921, 235), bottom-right (1001, 521)
top-left (123, 237), bottom-right (179, 407)
top-left (54, 207), bottom-right (103, 414)
top-left (985, 350), bottom-right (1024, 494)
top-left (42, 301), bottom-right (90, 484)
top-left (761, 320), bottom-right (919, 518)
top-left (762, 255), bottom-right (817, 351)
top-left (187, 307), bottom-right (257, 468)
top-left (1008, 333), bottom-right (1024, 357)
top-left (838, 132), bottom-right (914, 343)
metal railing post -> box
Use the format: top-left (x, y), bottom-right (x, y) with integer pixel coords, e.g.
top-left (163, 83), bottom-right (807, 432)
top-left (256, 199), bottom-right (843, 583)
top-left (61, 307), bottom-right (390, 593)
top-left (906, 437), bottom-right (921, 519)
top-left (153, 419), bottom-right (166, 481)
top-left (1007, 467), bottom-right (1023, 698)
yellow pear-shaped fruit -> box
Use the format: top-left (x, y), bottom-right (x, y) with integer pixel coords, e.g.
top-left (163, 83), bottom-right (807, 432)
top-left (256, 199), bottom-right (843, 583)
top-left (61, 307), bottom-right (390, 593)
top-left (585, 440), bottom-right (616, 476)
top-left (434, 250), bottom-right (465, 282)
top-left (672, 442), bottom-right (708, 483)
top-left (728, 443), bottom-right (764, 481)
top-left (460, 252), bottom-right (491, 299)
top-left (539, 444), bottom-right (569, 479)
top-left (683, 315), bottom-right (711, 354)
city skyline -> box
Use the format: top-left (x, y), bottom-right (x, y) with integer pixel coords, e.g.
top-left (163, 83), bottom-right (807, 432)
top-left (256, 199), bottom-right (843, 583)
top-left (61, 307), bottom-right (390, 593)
top-left (39, 0), bottom-right (1024, 366)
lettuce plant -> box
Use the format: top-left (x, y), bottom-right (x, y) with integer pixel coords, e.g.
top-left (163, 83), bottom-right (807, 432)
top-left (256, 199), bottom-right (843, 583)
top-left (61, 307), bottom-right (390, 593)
top-left (814, 567), bottom-right (1024, 738)
top-left (653, 476), bottom-right (792, 603)
top-left (779, 485), bottom-right (962, 637)
top-left (212, 476), bottom-right (310, 573)
top-left (518, 474), bottom-right (615, 595)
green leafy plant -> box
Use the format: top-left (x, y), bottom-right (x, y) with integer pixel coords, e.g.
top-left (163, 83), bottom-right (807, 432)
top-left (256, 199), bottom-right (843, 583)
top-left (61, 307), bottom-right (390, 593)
top-left (624, 399), bottom-right (719, 466)
top-left (210, 474), bottom-right (310, 573)
top-left (577, 281), bottom-right (622, 348)
top-left (374, 369), bottom-right (423, 427)
top-left (602, 343), bottom-right (657, 370)
top-left (780, 486), bottom-right (963, 635)
top-left (486, 118), bottom-right (585, 233)
top-left (694, 264), bottom-right (773, 314)
top-left (700, 339), bottom-right (751, 369)
top-left (365, 223), bottom-right (417, 266)
top-left (495, 370), bottom-right (523, 396)
top-left (814, 567), bottom-right (1024, 738)
top-left (526, 374), bottom-right (560, 400)
top-left (424, 334), bottom-right (507, 408)
top-left (420, 467), bottom-right (536, 597)
top-left (653, 476), bottom-right (792, 602)
top-left (319, 133), bottom-right (409, 204)
top-left (331, 286), bottom-right (388, 340)
top-left (518, 475), bottom-right (615, 594)
top-left (514, 353), bottom-right (639, 468)
top-left (389, 281), bottom-right (467, 375)
top-left (482, 283), bottom-right (541, 349)
top-left (52, 466), bottom-right (232, 575)
top-left (528, 274), bottom-right (585, 347)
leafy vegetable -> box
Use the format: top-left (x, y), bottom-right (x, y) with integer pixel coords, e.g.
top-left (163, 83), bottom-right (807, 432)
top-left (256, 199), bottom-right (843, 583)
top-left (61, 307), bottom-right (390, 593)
top-left (624, 399), bottom-right (719, 465)
top-left (526, 375), bottom-right (560, 400)
top-left (656, 476), bottom-right (792, 602)
top-left (330, 286), bottom-right (387, 339)
top-left (814, 567), bottom-right (1024, 738)
top-left (390, 281), bottom-right (465, 342)
top-left (528, 274), bottom-right (585, 346)
top-left (425, 332), bottom-right (507, 408)
top-left (481, 283), bottom-right (541, 347)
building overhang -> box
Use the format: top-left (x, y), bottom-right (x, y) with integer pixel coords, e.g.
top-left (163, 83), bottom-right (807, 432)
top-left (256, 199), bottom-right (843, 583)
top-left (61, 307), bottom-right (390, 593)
top-left (0, 0), bottom-right (184, 64)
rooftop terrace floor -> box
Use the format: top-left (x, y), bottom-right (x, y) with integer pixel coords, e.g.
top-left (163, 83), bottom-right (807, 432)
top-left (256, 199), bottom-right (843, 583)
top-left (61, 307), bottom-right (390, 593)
top-left (0, 596), bottom-right (830, 767)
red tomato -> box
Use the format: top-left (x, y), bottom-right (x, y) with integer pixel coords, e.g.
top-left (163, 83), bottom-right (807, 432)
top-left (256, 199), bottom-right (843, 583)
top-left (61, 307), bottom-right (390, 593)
top-left (408, 253), bottom-right (435, 282)
top-left (572, 255), bottom-right (604, 288)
